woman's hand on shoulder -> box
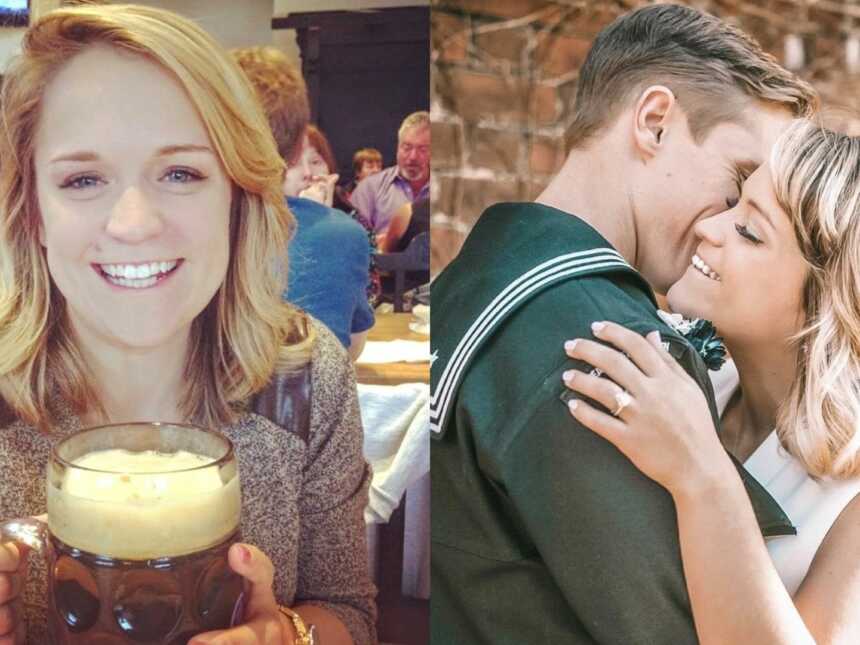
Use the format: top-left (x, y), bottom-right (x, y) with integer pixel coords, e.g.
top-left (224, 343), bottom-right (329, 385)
top-left (188, 543), bottom-right (294, 645)
top-left (563, 320), bottom-right (734, 497)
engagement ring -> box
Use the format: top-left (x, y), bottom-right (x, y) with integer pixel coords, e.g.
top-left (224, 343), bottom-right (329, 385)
top-left (612, 389), bottom-right (632, 417)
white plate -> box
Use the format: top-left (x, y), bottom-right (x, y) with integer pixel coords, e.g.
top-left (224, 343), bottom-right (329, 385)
top-left (409, 321), bottom-right (430, 336)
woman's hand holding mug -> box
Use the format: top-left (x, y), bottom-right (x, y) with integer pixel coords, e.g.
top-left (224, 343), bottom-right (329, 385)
top-left (0, 540), bottom-right (28, 645)
top-left (189, 543), bottom-right (294, 645)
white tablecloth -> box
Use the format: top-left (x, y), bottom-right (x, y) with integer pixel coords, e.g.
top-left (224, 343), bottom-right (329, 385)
top-left (359, 382), bottom-right (430, 599)
top-left (359, 382), bottom-right (429, 524)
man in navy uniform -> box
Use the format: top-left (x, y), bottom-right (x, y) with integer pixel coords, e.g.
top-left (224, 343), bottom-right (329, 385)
top-left (430, 5), bottom-right (818, 643)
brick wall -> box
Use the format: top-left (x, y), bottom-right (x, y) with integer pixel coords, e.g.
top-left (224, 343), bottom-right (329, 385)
top-left (431, 0), bottom-right (860, 274)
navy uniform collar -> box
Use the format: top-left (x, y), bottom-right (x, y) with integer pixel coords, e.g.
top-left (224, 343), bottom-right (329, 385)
top-left (431, 202), bottom-right (648, 437)
top-left (457, 202), bottom-right (655, 306)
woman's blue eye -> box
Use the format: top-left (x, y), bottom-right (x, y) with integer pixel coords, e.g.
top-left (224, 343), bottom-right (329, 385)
top-left (62, 175), bottom-right (100, 190)
top-left (164, 168), bottom-right (203, 183)
top-left (164, 168), bottom-right (204, 184)
top-left (735, 222), bottom-right (763, 245)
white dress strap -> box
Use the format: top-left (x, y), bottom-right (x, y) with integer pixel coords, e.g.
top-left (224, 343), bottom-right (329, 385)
top-left (710, 360), bottom-right (860, 594)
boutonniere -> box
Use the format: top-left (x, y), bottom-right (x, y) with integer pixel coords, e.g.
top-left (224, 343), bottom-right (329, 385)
top-left (657, 310), bottom-right (727, 371)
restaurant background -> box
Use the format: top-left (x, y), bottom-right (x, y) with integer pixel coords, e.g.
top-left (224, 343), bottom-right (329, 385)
top-left (430, 0), bottom-right (860, 277)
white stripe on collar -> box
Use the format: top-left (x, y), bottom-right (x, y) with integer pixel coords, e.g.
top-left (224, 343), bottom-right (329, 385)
top-left (430, 248), bottom-right (631, 433)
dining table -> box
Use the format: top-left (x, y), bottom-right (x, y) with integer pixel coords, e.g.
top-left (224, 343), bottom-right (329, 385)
top-left (357, 312), bottom-right (431, 641)
top-left (356, 312), bottom-right (430, 385)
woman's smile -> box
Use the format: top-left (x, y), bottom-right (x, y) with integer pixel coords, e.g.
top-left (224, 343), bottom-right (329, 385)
top-left (93, 259), bottom-right (183, 290)
top-left (690, 253), bottom-right (721, 281)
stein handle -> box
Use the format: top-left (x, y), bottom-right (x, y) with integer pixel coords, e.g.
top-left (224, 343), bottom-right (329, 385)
top-left (0, 515), bottom-right (52, 558)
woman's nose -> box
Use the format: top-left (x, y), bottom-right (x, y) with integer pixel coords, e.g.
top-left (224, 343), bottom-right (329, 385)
top-left (693, 210), bottom-right (728, 247)
top-left (105, 186), bottom-right (164, 242)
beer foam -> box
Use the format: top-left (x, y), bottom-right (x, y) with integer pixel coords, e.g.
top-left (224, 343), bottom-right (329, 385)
top-left (48, 449), bottom-right (240, 559)
top-left (74, 448), bottom-right (216, 474)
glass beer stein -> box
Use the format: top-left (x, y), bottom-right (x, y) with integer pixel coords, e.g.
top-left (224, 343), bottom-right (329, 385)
top-left (1, 422), bottom-right (244, 644)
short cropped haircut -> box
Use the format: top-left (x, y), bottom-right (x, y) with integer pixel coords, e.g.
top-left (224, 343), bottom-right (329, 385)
top-left (398, 111), bottom-right (430, 140)
top-left (231, 45), bottom-right (310, 164)
top-left (567, 4), bottom-right (818, 150)
top-left (352, 148), bottom-right (382, 175)
top-left (306, 125), bottom-right (337, 175)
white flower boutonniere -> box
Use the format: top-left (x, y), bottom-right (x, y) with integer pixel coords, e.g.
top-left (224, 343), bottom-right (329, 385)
top-left (657, 310), bottom-right (727, 371)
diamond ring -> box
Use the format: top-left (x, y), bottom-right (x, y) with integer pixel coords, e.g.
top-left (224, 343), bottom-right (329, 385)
top-left (612, 389), bottom-right (633, 417)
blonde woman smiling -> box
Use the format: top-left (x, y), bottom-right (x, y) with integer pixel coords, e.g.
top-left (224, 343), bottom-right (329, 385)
top-left (565, 121), bottom-right (860, 644)
top-left (0, 5), bottom-right (375, 644)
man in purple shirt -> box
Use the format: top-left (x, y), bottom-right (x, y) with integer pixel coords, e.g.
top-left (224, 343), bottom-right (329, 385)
top-left (351, 111), bottom-right (431, 233)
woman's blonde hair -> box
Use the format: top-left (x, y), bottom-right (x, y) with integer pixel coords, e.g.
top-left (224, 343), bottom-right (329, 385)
top-left (771, 120), bottom-right (860, 479)
top-left (0, 4), bottom-right (314, 431)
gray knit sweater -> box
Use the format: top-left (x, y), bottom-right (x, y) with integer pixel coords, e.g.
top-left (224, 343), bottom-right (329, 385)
top-left (0, 320), bottom-right (377, 644)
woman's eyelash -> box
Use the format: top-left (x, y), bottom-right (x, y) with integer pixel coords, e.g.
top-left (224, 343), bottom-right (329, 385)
top-left (164, 167), bottom-right (205, 182)
top-left (735, 222), bottom-right (763, 245)
top-left (60, 174), bottom-right (101, 190)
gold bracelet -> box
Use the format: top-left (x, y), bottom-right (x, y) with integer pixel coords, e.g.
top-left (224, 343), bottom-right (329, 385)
top-left (278, 605), bottom-right (315, 645)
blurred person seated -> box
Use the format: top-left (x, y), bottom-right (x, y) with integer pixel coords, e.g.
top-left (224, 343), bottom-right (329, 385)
top-left (350, 111), bottom-right (430, 234)
top-left (232, 46), bottom-right (374, 361)
top-left (303, 124), bottom-right (342, 208)
top-left (300, 130), bottom-right (384, 305)
top-left (354, 148), bottom-right (384, 184)
top-left (380, 197), bottom-right (430, 254)
top-left (336, 147), bottom-right (383, 216)
top-left (377, 198), bottom-right (431, 305)
top-left (379, 199), bottom-right (430, 298)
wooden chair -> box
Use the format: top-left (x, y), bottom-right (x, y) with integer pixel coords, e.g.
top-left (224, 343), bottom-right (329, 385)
top-left (373, 232), bottom-right (430, 312)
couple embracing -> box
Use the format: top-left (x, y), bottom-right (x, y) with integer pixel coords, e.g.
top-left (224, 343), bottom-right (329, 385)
top-left (431, 4), bottom-right (860, 644)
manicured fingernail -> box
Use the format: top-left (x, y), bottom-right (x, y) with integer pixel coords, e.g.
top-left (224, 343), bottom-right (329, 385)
top-left (591, 321), bottom-right (606, 335)
top-left (238, 545), bottom-right (251, 564)
top-left (568, 400), bottom-right (578, 412)
top-left (562, 370), bottom-right (575, 383)
top-left (564, 340), bottom-right (578, 352)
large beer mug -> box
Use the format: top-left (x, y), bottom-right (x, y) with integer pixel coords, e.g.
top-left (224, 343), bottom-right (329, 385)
top-left (1, 422), bottom-right (244, 644)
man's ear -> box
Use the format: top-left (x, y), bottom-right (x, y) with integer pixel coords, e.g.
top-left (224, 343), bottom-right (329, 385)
top-left (632, 85), bottom-right (676, 159)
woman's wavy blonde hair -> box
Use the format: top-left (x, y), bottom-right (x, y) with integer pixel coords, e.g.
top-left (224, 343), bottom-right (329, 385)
top-left (0, 4), bottom-right (314, 431)
top-left (771, 120), bottom-right (860, 479)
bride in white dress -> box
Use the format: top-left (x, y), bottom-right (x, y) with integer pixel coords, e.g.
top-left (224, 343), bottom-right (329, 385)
top-left (563, 120), bottom-right (860, 644)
